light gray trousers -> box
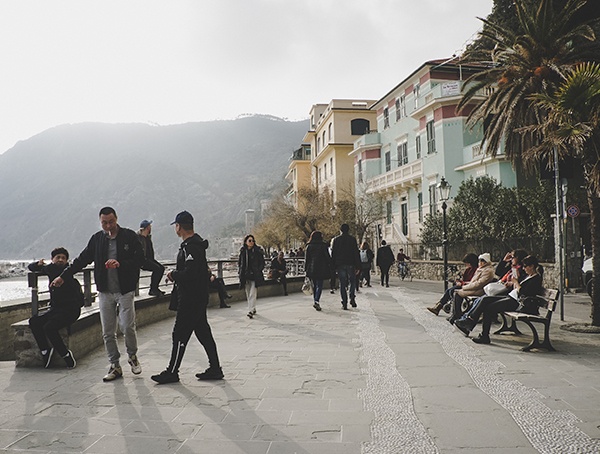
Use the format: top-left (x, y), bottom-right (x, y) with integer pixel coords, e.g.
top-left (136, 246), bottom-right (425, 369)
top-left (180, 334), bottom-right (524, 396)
top-left (98, 291), bottom-right (137, 365)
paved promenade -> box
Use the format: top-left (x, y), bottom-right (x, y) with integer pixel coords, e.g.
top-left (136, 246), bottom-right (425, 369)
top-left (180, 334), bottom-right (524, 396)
top-left (1, 279), bottom-right (599, 453)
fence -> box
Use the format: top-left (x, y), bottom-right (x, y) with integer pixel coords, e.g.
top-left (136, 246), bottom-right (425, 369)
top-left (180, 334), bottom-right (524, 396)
top-left (27, 258), bottom-right (306, 317)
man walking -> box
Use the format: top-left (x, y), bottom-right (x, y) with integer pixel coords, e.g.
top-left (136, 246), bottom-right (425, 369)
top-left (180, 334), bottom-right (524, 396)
top-left (331, 223), bottom-right (360, 310)
top-left (52, 207), bottom-right (144, 381)
top-left (151, 211), bottom-right (223, 384)
top-left (376, 240), bottom-right (395, 287)
top-left (137, 219), bottom-right (165, 296)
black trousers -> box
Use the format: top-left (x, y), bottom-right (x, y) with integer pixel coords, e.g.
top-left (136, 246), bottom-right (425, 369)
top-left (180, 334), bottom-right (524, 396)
top-left (379, 266), bottom-right (391, 286)
top-left (208, 277), bottom-right (228, 303)
top-left (480, 297), bottom-right (519, 336)
top-left (29, 307), bottom-right (80, 357)
top-left (167, 303), bottom-right (220, 374)
top-left (142, 259), bottom-right (165, 291)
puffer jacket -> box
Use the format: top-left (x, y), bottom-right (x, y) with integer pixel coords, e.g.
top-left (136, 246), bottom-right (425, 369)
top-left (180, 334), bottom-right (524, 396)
top-left (456, 262), bottom-right (495, 297)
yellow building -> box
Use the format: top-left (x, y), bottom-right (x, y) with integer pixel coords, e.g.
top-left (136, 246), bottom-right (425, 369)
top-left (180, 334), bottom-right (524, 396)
top-left (285, 144), bottom-right (312, 208)
top-left (302, 100), bottom-right (377, 203)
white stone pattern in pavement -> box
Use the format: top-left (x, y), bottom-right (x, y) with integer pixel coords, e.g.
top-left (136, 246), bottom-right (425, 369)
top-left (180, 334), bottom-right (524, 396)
top-left (357, 299), bottom-right (439, 454)
top-left (397, 288), bottom-right (600, 454)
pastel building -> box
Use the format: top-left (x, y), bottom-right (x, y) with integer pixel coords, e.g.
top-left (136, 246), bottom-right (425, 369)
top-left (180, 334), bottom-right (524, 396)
top-left (301, 100), bottom-right (377, 203)
top-left (351, 59), bottom-right (517, 246)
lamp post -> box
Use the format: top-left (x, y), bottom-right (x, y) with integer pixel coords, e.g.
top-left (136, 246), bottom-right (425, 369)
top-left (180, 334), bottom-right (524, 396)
top-left (437, 177), bottom-right (451, 290)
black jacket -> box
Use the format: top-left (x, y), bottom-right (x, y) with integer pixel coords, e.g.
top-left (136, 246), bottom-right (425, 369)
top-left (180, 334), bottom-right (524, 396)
top-left (169, 233), bottom-right (209, 311)
top-left (238, 245), bottom-right (265, 287)
top-left (305, 241), bottom-right (332, 280)
top-left (376, 245), bottom-right (395, 270)
top-left (137, 233), bottom-right (156, 263)
top-left (60, 226), bottom-right (144, 294)
top-left (28, 261), bottom-right (83, 311)
top-left (331, 233), bottom-right (360, 268)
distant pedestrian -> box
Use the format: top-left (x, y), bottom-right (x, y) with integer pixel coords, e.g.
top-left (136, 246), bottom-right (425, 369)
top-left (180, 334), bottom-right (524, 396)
top-left (269, 251), bottom-right (289, 296)
top-left (151, 211), bottom-right (223, 384)
top-left (358, 241), bottom-right (374, 287)
top-left (28, 247), bottom-right (82, 369)
top-left (238, 234), bottom-right (265, 319)
top-left (52, 207), bottom-right (144, 382)
top-left (137, 220), bottom-right (165, 296)
top-left (305, 230), bottom-right (331, 311)
top-left (331, 224), bottom-right (360, 310)
top-left (376, 240), bottom-right (395, 287)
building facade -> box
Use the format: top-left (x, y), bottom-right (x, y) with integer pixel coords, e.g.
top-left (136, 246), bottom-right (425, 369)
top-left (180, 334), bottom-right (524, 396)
top-left (351, 59), bottom-right (517, 248)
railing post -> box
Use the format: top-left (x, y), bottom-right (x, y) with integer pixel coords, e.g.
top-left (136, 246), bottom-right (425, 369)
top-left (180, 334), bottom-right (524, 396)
top-left (217, 260), bottom-right (224, 279)
top-left (83, 269), bottom-right (93, 307)
top-left (28, 272), bottom-right (39, 317)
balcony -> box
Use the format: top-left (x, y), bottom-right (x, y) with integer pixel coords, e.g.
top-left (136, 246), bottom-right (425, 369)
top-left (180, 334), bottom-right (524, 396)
top-left (366, 160), bottom-right (422, 194)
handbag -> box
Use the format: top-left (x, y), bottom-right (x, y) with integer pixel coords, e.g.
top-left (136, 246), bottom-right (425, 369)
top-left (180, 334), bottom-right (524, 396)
top-left (267, 269), bottom-right (276, 280)
top-left (302, 277), bottom-right (313, 295)
top-left (516, 295), bottom-right (545, 315)
top-left (484, 281), bottom-right (509, 296)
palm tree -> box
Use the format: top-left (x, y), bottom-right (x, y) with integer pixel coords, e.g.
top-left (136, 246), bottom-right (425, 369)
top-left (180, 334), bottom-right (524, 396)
top-left (457, 0), bottom-right (600, 324)
top-left (527, 62), bottom-right (600, 324)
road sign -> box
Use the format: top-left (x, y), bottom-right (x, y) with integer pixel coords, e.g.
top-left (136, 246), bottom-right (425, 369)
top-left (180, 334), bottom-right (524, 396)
top-left (567, 205), bottom-right (580, 218)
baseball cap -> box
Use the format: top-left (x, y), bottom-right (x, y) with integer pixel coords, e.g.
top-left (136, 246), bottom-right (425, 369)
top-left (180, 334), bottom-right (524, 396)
top-left (140, 220), bottom-right (152, 229)
top-left (170, 210), bottom-right (194, 225)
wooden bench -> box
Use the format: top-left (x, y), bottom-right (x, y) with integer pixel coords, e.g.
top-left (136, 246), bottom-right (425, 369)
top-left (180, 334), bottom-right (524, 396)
top-left (493, 288), bottom-right (560, 352)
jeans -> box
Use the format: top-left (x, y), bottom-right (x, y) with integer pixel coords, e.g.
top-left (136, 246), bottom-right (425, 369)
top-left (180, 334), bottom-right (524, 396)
top-left (311, 279), bottom-right (324, 303)
top-left (245, 280), bottom-right (257, 312)
top-left (98, 291), bottom-right (137, 365)
top-left (337, 265), bottom-right (356, 305)
top-left (141, 259), bottom-right (165, 291)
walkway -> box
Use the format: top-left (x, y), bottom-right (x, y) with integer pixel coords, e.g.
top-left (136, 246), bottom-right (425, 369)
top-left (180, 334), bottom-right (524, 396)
top-left (0, 280), bottom-right (599, 453)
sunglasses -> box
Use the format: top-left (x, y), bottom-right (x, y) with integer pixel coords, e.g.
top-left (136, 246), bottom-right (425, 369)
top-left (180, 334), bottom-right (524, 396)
top-left (247, 239), bottom-right (255, 243)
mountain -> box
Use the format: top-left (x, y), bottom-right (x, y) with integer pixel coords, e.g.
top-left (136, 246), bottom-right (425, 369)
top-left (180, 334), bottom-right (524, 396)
top-left (0, 115), bottom-right (308, 260)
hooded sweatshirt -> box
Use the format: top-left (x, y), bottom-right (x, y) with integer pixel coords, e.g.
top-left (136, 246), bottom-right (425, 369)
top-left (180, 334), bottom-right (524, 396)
top-left (170, 233), bottom-right (209, 311)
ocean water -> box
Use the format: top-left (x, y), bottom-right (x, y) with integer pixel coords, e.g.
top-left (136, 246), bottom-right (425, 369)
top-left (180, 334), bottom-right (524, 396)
top-left (0, 276), bottom-right (29, 302)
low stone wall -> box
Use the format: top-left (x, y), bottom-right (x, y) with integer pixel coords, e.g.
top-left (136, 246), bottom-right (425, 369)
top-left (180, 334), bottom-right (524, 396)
top-left (11, 276), bottom-right (304, 367)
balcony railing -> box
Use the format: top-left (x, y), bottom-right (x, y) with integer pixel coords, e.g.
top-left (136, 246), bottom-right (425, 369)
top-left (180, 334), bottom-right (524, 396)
top-left (366, 160), bottom-right (422, 194)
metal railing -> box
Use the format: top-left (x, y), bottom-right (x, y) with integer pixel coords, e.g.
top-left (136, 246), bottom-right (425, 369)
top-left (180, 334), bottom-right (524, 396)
top-left (27, 258), bottom-right (306, 316)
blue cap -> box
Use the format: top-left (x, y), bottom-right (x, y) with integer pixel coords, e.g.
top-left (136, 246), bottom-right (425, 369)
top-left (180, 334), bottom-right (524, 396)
top-left (170, 211), bottom-right (194, 225)
top-left (140, 219), bottom-right (152, 229)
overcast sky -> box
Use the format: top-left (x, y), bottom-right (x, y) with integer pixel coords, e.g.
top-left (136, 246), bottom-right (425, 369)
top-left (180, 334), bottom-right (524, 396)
top-left (0, 0), bottom-right (493, 155)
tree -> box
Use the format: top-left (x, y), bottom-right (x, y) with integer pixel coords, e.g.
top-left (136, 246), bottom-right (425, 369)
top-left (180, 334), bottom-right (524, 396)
top-left (458, 0), bottom-right (600, 324)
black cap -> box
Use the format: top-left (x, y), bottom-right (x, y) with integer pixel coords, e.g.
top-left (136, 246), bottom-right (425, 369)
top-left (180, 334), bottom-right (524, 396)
top-left (170, 210), bottom-right (194, 225)
top-left (140, 219), bottom-right (152, 229)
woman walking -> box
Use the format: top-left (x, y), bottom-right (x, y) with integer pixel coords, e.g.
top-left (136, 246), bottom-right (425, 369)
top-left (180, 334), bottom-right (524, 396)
top-left (305, 231), bottom-right (331, 311)
top-left (238, 234), bottom-right (265, 319)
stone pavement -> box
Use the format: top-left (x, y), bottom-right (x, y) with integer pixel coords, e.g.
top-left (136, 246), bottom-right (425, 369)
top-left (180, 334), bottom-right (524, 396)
top-left (0, 279), bottom-right (599, 453)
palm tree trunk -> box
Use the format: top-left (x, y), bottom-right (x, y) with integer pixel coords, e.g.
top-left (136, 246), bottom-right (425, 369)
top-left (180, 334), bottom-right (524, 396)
top-left (588, 190), bottom-right (600, 326)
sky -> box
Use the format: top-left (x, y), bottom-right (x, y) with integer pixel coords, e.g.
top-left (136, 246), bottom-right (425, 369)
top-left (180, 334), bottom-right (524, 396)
top-left (0, 0), bottom-right (493, 155)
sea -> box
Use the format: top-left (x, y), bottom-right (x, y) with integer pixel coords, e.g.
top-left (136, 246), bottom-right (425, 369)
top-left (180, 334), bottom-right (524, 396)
top-left (0, 260), bottom-right (29, 303)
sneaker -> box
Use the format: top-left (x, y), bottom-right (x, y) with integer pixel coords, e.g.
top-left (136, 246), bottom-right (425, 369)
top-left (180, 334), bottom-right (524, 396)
top-left (151, 370), bottom-right (180, 384)
top-left (63, 350), bottom-right (76, 369)
top-left (341, 302), bottom-right (348, 310)
top-left (149, 288), bottom-right (165, 296)
top-left (41, 348), bottom-right (54, 369)
top-left (313, 302), bottom-right (321, 311)
top-left (226, 293), bottom-right (233, 299)
top-left (220, 303), bottom-right (231, 308)
top-left (455, 318), bottom-right (476, 336)
top-left (350, 299), bottom-right (357, 308)
top-left (247, 312), bottom-right (253, 319)
top-left (251, 308), bottom-right (256, 315)
top-left (103, 364), bottom-right (123, 382)
top-left (472, 334), bottom-right (491, 344)
top-left (128, 355), bottom-right (142, 375)
top-left (195, 367), bottom-right (224, 380)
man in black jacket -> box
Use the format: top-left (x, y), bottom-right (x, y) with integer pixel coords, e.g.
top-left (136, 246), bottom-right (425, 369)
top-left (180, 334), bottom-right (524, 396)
top-left (137, 219), bottom-right (165, 296)
top-left (151, 211), bottom-right (223, 384)
top-left (331, 223), bottom-right (361, 310)
top-left (52, 207), bottom-right (144, 382)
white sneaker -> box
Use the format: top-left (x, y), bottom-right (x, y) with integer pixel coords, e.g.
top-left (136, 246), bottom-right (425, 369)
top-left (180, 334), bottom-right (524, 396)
top-left (128, 355), bottom-right (142, 375)
top-left (103, 364), bottom-right (123, 382)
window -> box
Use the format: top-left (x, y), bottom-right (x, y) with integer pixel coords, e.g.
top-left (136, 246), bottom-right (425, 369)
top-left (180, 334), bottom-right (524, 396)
top-left (318, 167), bottom-right (322, 184)
top-left (317, 137), bottom-right (321, 153)
top-left (351, 118), bottom-right (370, 135)
top-left (386, 200), bottom-right (392, 224)
top-left (358, 159), bottom-right (363, 183)
top-left (426, 120), bottom-right (436, 154)
top-left (395, 98), bottom-right (401, 121)
top-left (328, 123), bottom-right (332, 142)
top-left (385, 151), bottom-right (391, 172)
top-left (397, 142), bottom-right (408, 166)
top-left (329, 157), bottom-right (333, 175)
top-left (383, 108), bottom-right (390, 129)
top-left (417, 192), bottom-right (423, 222)
top-left (324, 163), bottom-right (327, 179)
top-left (414, 84), bottom-right (420, 108)
top-left (429, 184), bottom-right (437, 216)
top-left (416, 136), bottom-right (421, 159)
top-left (401, 203), bottom-right (408, 236)
top-left (396, 95), bottom-right (406, 121)
top-left (322, 131), bottom-right (326, 147)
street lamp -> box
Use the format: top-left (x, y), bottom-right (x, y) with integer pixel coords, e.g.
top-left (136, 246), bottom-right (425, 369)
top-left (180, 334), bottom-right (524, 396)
top-left (437, 177), bottom-right (451, 290)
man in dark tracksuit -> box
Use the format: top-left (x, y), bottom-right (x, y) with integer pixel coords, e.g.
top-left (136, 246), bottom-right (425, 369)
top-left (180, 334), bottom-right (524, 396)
top-left (331, 223), bottom-right (361, 310)
top-left (151, 210), bottom-right (223, 384)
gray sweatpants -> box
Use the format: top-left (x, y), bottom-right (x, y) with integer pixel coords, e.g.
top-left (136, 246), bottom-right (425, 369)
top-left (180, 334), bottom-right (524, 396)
top-left (98, 291), bottom-right (138, 365)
